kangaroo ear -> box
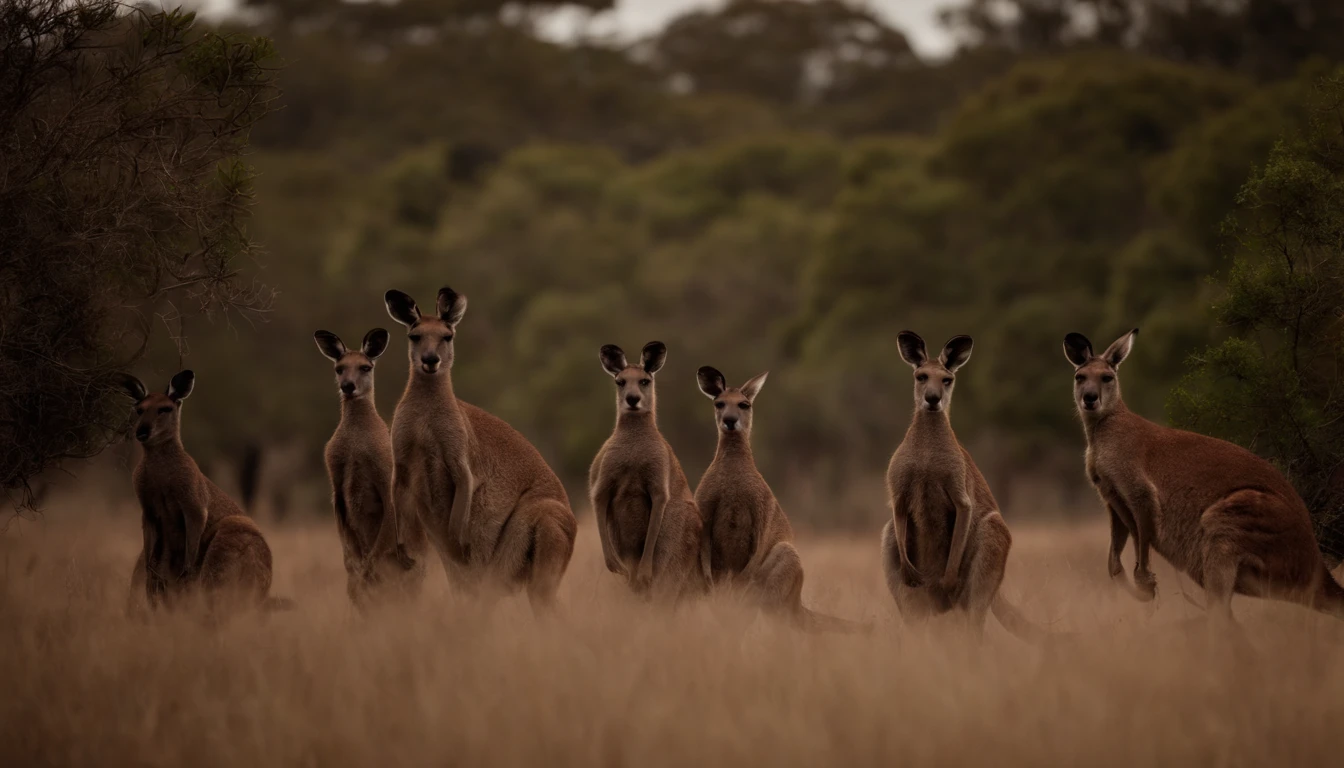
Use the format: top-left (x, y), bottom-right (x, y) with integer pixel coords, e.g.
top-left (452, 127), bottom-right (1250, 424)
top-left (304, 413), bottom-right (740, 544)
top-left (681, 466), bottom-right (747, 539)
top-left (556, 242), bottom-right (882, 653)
top-left (641, 341), bottom-right (668, 375)
top-left (1102, 328), bottom-right (1138, 368)
top-left (384, 290), bottom-right (420, 328)
top-left (116, 373), bottom-right (147, 401)
top-left (167, 370), bottom-right (195, 402)
top-left (940, 336), bottom-right (973, 372)
top-left (314, 330), bottom-right (346, 361)
top-left (599, 345), bottom-right (627, 376)
top-left (437, 286), bottom-right (467, 326)
top-left (897, 331), bottom-right (927, 368)
top-left (697, 366), bottom-right (726, 399)
top-left (1063, 333), bottom-right (1094, 368)
top-left (362, 328), bottom-right (390, 360)
top-left (740, 371), bottom-right (769, 400)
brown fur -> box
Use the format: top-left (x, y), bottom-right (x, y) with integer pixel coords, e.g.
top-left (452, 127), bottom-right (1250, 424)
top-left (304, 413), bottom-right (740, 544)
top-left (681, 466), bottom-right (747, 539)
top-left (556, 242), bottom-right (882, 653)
top-left (119, 371), bottom-right (281, 616)
top-left (589, 342), bottom-right (705, 601)
top-left (881, 332), bottom-right (1038, 638)
top-left (1065, 329), bottom-right (1344, 625)
top-left (693, 367), bottom-right (861, 630)
top-left (385, 288), bottom-right (576, 611)
top-left (315, 328), bottom-right (425, 607)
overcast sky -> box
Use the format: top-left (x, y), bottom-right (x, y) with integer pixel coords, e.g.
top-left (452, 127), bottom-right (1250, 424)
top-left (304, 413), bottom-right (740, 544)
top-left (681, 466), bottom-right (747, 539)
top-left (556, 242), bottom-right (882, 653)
top-left (200, 0), bottom-right (956, 57)
top-left (542, 0), bottom-right (955, 56)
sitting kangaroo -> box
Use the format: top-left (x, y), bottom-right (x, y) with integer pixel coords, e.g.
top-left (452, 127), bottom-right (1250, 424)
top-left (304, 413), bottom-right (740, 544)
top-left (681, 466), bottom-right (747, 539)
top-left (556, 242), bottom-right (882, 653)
top-left (1065, 328), bottom-right (1344, 624)
top-left (385, 287), bottom-right (576, 610)
top-left (314, 328), bottom-right (423, 606)
top-left (589, 342), bottom-right (704, 601)
top-left (882, 332), bottom-right (1041, 638)
top-left (121, 371), bottom-right (288, 614)
top-left (694, 366), bottom-right (860, 630)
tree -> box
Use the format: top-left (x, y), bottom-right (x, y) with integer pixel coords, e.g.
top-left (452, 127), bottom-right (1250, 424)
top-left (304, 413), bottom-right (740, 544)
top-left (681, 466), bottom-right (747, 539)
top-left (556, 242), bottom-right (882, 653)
top-left (650, 0), bottom-right (917, 109)
top-left (1171, 71), bottom-right (1344, 560)
top-left (0, 0), bottom-right (276, 508)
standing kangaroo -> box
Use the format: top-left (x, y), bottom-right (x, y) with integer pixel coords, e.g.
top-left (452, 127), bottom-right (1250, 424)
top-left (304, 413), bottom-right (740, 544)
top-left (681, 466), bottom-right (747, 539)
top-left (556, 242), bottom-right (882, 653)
top-left (314, 328), bottom-right (423, 606)
top-left (694, 366), bottom-right (860, 630)
top-left (120, 371), bottom-right (286, 614)
top-left (881, 332), bottom-right (1040, 637)
top-left (589, 342), bottom-right (704, 601)
top-left (1064, 328), bottom-right (1344, 624)
top-left (385, 287), bottom-right (576, 610)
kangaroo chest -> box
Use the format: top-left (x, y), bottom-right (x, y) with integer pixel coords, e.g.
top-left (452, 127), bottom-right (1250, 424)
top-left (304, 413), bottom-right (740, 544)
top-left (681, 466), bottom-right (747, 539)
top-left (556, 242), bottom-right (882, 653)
top-left (608, 473), bottom-right (654, 559)
top-left (135, 475), bottom-right (198, 583)
top-left (599, 434), bottom-right (668, 560)
top-left (703, 464), bottom-right (768, 577)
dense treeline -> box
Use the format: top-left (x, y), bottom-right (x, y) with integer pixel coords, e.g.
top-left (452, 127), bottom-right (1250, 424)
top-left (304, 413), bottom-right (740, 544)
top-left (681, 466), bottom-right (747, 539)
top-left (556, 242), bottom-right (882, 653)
top-left (10, 0), bottom-right (1344, 543)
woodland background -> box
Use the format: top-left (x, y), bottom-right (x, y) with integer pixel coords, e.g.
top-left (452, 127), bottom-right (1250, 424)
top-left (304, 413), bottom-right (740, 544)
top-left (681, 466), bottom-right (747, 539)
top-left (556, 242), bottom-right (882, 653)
top-left (5, 0), bottom-right (1344, 558)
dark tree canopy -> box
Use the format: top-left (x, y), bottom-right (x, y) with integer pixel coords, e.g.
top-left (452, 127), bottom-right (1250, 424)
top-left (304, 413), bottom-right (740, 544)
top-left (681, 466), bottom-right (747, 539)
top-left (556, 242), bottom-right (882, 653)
top-left (650, 0), bottom-right (917, 107)
top-left (0, 0), bottom-right (276, 507)
top-left (942, 0), bottom-right (1344, 79)
top-left (1172, 72), bottom-right (1344, 559)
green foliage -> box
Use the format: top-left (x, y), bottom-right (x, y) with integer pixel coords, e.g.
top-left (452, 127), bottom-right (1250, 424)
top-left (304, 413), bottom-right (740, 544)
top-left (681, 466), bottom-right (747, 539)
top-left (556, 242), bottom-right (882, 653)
top-left (1172, 72), bottom-right (1344, 556)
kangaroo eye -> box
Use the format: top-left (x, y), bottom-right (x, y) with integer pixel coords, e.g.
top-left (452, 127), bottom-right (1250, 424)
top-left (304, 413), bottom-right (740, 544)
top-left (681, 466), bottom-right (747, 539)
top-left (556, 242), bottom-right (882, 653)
top-left (715, 401), bottom-right (724, 409)
top-left (408, 334), bottom-right (421, 343)
top-left (335, 366), bottom-right (345, 374)
top-left (360, 365), bottom-right (373, 373)
top-left (943, 378), bottom-right (953, 386)
top-left (1101, 374), bottom-right (1114, 383)
top-left (1075, 374), bottom-right (1085, 383)
top-left (134, 407), bottom-right (144, 416)
top-left (639, 379), bottom-right (651, 387)
top-left (158, 406), bottom-right (173, 414)
top-left (443, 334), bottom-right (454, 343)
top-left (916, 374), bottom-right (928, 382)
top-left (615, 379), bottom-right (625, 387)
top-left (739, 401), bottom-right (751, 410)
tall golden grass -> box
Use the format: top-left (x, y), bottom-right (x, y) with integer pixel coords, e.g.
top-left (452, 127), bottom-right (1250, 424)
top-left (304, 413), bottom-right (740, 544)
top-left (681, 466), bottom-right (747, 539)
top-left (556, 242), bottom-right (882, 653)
top-left (3, 505), bottom-right (1344, 767)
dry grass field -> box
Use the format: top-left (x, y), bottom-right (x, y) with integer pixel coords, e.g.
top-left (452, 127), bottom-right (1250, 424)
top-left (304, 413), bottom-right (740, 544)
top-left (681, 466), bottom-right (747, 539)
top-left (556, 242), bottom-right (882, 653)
top-left (4, 504), bottom-right (1344, 767)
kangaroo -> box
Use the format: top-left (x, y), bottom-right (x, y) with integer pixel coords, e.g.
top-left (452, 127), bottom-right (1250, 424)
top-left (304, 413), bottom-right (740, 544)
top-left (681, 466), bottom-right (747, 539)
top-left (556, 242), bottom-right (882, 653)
top-left (385, 287), bottom-right (576, 610)
top-left (881, 332), bottom-right (1042, 638)
top-left (1064, 328), bottom-right (1344, 625)
top-left (589, 342), bottom-right (704, 601)
top-left (314, 328), bottom-right (423, 606)
top-left (694, 366), bottom-right (861, 630)
top-left (120, 371), bottom-right (288, 615)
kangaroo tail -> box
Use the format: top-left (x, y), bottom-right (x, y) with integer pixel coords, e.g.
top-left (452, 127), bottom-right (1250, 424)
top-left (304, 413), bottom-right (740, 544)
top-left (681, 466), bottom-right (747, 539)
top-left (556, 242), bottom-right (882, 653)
top-left (797, 606), bottom-right (873, 635)
top-left (263, 596), bottom-right (297, 612)
top-left (991, 595), bottom-right (1056, 644)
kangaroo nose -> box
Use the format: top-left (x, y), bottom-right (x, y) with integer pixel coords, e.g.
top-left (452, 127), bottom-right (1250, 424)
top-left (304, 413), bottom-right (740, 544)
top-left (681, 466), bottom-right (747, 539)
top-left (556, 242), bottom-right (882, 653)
top-left (722, 416), bottom-right (738, 430)
top-left (925, 393), bottom-right (941, 406)
top-left (625, 394), bottom-right (641, 409)
top-left (421, 354), bottom-right (440, 367)
top-left (135, 426), bottom-right (151, 442)
top-left (1083, 392), bottom-right (1099, 404)
top-left (340, 382), bottom-right (356, 395)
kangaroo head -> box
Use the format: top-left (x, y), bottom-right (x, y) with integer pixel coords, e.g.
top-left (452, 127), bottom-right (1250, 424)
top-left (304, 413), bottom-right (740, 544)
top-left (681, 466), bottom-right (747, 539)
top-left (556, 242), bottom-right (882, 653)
top-left (898, 331), bottom-right (972, 414)
top-left (314, 328), bottom-right (389, 400)
top-left (697, 366), bottom-right (767, 435)
top-left (1063, 328), bottom-right (1136, 417)
top-left (599, 341), bottom-right (666, 415)
top-left (385, 287), bottom-right (467, 377)
top-left (118, 370), bottom-right (193, 446)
